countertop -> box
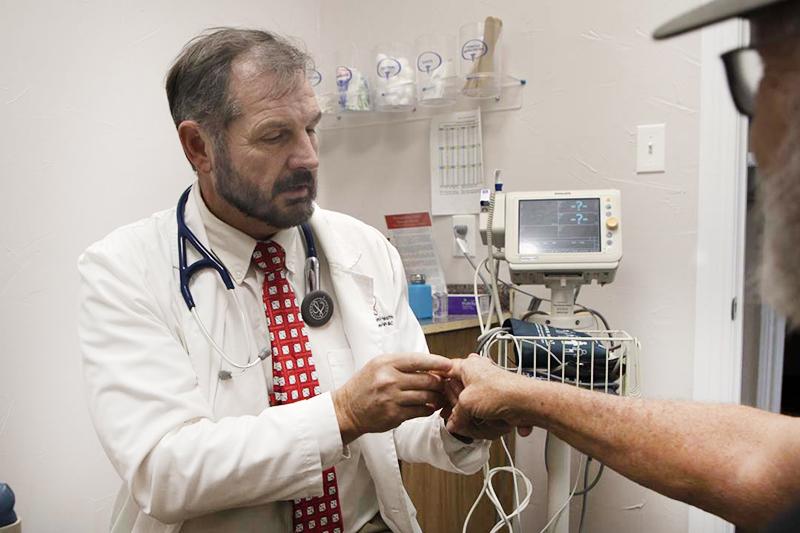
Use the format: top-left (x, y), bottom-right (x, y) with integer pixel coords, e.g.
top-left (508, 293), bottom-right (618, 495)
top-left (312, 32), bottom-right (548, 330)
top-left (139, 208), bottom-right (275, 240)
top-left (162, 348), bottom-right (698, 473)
top-left (419, 314), bottom-right (484, 335)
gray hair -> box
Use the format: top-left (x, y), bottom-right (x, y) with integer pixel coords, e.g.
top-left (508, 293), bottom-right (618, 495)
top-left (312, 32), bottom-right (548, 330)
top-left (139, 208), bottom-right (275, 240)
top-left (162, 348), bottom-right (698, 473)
top-left (166, 27), bottom-right (311, 134)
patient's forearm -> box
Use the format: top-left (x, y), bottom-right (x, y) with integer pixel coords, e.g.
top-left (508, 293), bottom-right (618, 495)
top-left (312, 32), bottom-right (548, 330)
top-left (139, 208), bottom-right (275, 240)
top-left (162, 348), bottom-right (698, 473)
top-left (509, 378), bottom-right (800, 528)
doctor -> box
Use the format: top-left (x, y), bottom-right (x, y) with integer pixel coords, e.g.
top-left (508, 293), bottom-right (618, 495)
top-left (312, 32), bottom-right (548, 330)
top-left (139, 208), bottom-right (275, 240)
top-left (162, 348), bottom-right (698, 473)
top-left (78, 28), bottom-right (496, 532)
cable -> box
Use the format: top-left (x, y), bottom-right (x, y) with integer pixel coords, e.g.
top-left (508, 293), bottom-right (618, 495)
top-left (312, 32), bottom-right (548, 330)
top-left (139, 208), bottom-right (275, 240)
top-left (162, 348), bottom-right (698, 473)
top-left (461, 444), bottom-right (533, 533)
top-left (578, 458), bottom-right (592, 533)
top-left (538, 454), bottom-right (586, 533)
top-left (486, 183), bottom-right (505, 328)
top-left (574, 460), bottom-right (605, 496)
top-left (460, 346), bottom-right (534, 533)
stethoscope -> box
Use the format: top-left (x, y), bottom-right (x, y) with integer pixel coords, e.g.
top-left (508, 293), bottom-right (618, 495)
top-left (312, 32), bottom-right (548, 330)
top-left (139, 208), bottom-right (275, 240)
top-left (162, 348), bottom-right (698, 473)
top-left (177, 186), bottom-right (335, 379)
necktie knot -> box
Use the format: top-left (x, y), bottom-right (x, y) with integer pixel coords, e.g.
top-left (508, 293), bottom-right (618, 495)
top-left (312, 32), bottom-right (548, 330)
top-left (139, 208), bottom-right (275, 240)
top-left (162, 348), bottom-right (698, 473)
top-left (252, 241), bottom-right (285, 273)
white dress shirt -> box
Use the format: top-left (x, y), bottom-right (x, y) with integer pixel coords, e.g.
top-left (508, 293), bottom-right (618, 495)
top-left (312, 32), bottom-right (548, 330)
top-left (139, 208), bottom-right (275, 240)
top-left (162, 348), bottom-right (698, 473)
top-left (185, 185), bottom-right (381, 532)
top-left (78, 182), bottom-right (489, 533)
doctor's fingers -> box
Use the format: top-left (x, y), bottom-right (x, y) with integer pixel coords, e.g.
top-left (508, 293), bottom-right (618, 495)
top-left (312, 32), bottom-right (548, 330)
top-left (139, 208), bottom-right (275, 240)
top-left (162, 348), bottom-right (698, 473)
top-left (396, 389), bottom-right (447, 408)
top-left (389, 352), bottom-right (453, 374)
top-left (397, 370), bottom-right (446, 392)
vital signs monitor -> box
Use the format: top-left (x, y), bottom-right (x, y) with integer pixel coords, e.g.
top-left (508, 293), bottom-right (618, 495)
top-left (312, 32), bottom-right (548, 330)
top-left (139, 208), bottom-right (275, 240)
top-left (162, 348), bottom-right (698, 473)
top-left (483, 189), bottom-right (622, 286)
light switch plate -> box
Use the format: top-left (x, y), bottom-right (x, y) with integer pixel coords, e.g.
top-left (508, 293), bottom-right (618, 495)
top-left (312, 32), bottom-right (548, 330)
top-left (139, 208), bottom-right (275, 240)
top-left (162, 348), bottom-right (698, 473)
top-left (636, 124), bottom-right (666, 173)
top-left (452, 215), bottom-right (476, 257)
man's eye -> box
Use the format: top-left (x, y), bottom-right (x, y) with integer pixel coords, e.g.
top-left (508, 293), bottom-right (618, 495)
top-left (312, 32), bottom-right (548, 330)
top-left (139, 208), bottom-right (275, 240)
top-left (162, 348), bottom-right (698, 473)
top-left (307, 128), bottom-right (317, 135)
top-left (263, 134), bottom-right (284, 143)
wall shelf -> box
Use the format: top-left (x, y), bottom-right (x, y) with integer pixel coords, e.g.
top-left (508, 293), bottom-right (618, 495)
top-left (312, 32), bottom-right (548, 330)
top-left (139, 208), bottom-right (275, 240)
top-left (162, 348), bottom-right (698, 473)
top-left (319, 76), bottom-right (526, 131)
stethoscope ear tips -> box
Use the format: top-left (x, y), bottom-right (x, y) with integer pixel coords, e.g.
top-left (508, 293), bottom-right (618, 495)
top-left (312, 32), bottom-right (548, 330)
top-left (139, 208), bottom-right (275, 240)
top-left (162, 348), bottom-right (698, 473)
top-left (218, 370), bottom-right (233, 380)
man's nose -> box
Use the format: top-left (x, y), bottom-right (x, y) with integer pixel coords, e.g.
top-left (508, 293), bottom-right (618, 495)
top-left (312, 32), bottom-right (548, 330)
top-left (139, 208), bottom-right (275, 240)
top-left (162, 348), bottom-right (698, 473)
top-left (288, 131), bottom-right (319, 171)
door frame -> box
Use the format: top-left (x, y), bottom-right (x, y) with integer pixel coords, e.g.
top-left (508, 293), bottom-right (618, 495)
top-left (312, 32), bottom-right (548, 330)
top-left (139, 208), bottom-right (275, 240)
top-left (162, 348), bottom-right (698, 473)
top-left (689, 17), bottom-right (749, 533)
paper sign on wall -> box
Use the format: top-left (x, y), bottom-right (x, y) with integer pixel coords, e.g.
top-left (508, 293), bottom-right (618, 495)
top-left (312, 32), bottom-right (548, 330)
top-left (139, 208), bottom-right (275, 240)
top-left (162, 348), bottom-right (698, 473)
top-left (430, 109), bottom-right (485, 215)
top-left (384, 212), bottom-right (447, 295)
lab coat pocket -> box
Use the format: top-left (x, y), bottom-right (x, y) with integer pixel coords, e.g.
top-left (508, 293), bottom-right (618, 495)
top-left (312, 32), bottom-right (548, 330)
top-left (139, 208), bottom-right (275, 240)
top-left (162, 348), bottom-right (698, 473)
top-left (380, 327), bottom-right (428, 356)
top-left (327, 348), bottom-right (355, 389)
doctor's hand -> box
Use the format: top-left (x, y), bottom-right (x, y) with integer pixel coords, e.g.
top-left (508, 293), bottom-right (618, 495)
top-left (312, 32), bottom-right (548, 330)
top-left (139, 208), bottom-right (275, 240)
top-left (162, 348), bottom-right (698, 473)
top-left (445, 354), bottom-right (534, 438)
top-left (332, 352), bottom-right (452, 445)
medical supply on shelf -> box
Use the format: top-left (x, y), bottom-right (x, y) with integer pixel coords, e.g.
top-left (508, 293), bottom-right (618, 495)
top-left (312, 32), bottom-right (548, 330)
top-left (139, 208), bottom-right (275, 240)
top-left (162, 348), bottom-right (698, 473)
top-left (336, 65), bottom-right (371, 111)
top-left (447, 293), bottom-right (489, 316)
top-left (309, 65), bottom-right (338, 114)
top-left (415, 34), bottom-right (458, 106)
top-left (460, 17), bottom-right (504, 98)
top-left (432, 290), bottom-right (449, 320)
top-left (373, 42), bottom-right (416, 111)
top-left (408, 273), bottom-right (433, 320)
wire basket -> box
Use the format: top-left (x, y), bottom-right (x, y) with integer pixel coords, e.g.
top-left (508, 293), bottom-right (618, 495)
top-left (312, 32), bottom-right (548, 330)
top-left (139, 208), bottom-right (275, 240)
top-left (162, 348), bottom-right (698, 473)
top-left (479, 328), bottom-right (641, 397)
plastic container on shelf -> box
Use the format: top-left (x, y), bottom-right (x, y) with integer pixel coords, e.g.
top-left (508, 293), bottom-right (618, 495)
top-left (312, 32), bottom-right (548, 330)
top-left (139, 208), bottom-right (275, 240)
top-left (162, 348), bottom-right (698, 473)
top-left (432, 290), bottom-right (449, 320)
top-left (408, 274), bottom-right (433, 320)
top-left (459, 18), bottom-right (504, 98)
top-left (307, 61), bottom-right (338, 115)
top-left (335, 47), bottom-right (372, 112)
top-left (372, 42), bottom-right (416, 112)
top-left (415, 33), bottom-right (458, 107)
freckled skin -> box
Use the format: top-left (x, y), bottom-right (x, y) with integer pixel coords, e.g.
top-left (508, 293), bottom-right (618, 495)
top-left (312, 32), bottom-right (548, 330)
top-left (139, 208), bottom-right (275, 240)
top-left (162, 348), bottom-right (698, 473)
top-left (446, 7), bottom-right (800, 530)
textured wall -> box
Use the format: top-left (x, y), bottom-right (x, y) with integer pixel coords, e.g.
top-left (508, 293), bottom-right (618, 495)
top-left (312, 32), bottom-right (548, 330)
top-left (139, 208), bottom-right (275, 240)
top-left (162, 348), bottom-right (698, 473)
top-left (317, 1), bottom-right (702, 531)
top-left (0, 1), bottom-right (320, 530)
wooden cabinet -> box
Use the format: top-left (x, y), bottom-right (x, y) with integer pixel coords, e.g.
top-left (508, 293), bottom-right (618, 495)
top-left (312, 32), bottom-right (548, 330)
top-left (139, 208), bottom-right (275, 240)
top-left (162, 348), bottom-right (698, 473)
top-left (400, 317), bottom-right (516, 533)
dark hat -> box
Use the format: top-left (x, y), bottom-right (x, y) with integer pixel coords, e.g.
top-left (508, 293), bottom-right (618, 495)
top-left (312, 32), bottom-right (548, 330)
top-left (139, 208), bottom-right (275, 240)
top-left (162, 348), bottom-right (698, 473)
top-left (654, 0), bottom-right (790, 39)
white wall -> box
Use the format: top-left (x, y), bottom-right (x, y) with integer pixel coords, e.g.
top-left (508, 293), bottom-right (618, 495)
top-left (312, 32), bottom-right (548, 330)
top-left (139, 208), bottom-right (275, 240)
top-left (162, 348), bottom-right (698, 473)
top-left (317, 1), bottom-right (703, 531)
top-left (1, 1), bottom-right (709, 532)
top-left (0, 1), bottom-right (320, 530)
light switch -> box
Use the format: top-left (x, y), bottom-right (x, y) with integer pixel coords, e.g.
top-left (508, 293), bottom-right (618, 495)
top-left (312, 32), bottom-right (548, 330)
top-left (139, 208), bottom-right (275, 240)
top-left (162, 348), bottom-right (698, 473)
top-left (636, 124), bottom-right (666, 173)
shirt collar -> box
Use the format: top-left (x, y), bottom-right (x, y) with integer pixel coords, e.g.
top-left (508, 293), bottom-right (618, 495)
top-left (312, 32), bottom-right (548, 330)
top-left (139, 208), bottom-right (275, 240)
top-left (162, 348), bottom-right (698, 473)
top-left (191, 184), bottom-right (302, 284)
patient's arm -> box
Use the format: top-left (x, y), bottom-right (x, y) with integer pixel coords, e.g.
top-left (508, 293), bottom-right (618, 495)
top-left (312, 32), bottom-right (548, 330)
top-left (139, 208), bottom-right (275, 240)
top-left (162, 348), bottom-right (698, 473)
top-left (447, 355), bottom-right (800, 529)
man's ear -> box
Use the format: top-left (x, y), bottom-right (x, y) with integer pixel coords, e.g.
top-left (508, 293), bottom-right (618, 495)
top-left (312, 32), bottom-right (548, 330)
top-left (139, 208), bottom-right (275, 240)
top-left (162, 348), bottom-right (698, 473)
top-left (177, 120), bottom-right (214, 174)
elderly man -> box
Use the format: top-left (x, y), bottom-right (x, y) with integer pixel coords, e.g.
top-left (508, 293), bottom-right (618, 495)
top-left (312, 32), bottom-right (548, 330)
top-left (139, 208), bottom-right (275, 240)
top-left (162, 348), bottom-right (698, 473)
top-left (446, 0), bottom-right (800, 530)
top-left (78, 29), bottom-right (497, 532)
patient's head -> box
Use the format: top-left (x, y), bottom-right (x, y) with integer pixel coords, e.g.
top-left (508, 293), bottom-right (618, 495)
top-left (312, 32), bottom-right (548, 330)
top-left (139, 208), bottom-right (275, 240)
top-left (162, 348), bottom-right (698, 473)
top-left (750, 1), bottom-right (800, 325)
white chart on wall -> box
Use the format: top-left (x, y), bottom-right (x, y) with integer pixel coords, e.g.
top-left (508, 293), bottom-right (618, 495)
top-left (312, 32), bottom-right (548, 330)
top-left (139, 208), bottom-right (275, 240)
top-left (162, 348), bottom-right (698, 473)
top-left (429, 109), bottom-right (485, 215)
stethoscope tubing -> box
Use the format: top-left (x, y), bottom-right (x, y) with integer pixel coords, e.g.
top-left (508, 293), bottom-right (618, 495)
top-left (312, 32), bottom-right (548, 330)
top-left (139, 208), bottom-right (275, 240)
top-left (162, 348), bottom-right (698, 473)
top-left (176, 185), bottom-right (330, 378)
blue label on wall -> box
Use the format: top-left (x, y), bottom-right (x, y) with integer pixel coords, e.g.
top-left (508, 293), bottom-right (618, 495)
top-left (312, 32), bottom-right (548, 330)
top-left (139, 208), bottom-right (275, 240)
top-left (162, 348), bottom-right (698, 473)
top-left (308, 69), bottom-right (322, 87)
top-left (336, 66), bottom-right (353, 89)
top-left (376, 57), bottom-right (402, 79)
top-left (461, 39), bottom-right (488, 61)
top-left (417, 51), bottom-right (443, 73)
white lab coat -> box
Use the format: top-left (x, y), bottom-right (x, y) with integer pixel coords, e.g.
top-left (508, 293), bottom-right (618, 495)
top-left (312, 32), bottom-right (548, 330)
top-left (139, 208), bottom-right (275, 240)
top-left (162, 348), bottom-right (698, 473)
top-left (78, 193), bottom-right (489, 533)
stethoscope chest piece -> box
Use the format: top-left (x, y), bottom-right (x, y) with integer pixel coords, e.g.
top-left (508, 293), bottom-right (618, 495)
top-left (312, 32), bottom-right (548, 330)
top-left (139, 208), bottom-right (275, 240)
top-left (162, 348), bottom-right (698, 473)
top-left (301, 290), bottom-right (334, 327)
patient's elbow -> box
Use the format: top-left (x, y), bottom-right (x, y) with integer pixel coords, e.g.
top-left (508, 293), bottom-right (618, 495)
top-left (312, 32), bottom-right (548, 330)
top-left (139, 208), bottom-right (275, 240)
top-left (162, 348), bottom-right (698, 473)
top-left (728, 449), bottom-right (790, 528)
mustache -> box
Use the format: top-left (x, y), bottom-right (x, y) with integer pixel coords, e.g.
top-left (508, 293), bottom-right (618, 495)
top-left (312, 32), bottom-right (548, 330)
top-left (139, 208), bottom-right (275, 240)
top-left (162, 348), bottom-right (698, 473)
top-left (272, 170), bottom-right (316, 195)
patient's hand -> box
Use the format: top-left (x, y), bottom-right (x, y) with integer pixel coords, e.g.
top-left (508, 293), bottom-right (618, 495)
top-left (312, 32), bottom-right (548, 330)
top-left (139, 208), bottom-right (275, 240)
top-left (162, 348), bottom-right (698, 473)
top-left (446, 354), bottom-right (534, 438)
top-left (441, 376), bottom-right (514, 440)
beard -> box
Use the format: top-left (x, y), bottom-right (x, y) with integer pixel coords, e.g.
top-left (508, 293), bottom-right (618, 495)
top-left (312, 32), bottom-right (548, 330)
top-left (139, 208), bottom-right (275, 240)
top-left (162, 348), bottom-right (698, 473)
top-left (758, 118), bottom-right (800, 327)
top-left (211, 136), bottom-right (317, 229)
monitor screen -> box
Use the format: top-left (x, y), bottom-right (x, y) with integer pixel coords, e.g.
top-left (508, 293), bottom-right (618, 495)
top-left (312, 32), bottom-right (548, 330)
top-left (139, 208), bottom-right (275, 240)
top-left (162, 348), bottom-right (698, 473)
top-left (518, 198), bottom-right (601, 254)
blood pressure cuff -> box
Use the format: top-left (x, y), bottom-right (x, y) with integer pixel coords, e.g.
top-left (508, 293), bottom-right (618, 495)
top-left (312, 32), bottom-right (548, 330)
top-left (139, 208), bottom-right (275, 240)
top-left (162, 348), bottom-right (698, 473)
top-left (502, 319), bottom-right (620, 387)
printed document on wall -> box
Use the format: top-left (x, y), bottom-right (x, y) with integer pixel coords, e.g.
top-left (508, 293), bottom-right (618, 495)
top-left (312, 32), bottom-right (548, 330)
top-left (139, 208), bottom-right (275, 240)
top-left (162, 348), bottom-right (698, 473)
top-left (384, 213), bottom-right (447, 295)
top-left (430, 109), bottom-right (485, 215)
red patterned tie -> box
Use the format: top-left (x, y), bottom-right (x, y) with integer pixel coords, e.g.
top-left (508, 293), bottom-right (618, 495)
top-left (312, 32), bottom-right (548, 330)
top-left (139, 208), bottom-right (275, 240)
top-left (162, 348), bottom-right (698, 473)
top-left (253, 241), bottom-right (344, 533)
